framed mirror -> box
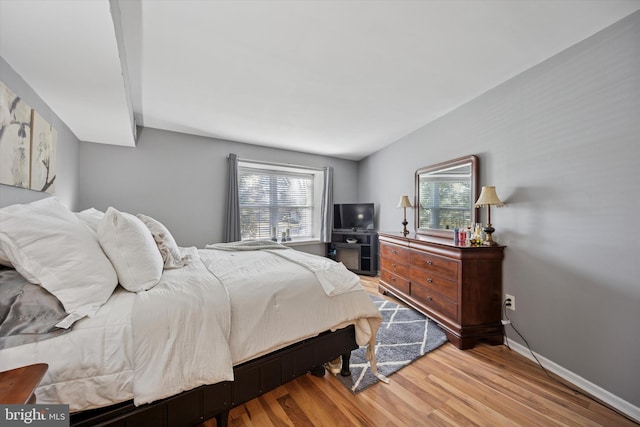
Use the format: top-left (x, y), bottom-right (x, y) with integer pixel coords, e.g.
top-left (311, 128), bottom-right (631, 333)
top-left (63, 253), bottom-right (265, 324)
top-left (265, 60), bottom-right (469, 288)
top-left (415, 155), bottom-right (479, 237)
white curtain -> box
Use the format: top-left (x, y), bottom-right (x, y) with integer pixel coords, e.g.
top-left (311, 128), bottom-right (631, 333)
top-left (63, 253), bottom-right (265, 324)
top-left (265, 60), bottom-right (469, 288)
top-left (320, 166), bottom-right (334, 243)
top-left (224, 153), bottom-right (241, 242)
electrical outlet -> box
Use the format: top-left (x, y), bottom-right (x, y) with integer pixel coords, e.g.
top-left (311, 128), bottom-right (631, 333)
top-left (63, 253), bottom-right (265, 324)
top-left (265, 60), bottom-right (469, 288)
top-left (505, 294), bottom-right (515, 311)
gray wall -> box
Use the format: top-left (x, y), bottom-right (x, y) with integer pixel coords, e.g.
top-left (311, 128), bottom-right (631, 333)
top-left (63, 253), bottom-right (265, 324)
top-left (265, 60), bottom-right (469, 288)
top-left (359, 11), bottom-right (640, 407)
top-left (78, 127), bottom-right (359, 249)
top-left (0, 57), bottom-right (81, 208)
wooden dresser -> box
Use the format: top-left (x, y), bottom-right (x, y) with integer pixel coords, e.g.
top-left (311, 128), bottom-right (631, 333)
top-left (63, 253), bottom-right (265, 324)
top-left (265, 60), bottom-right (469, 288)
top-left (378, 232), bottom-right (505, 350)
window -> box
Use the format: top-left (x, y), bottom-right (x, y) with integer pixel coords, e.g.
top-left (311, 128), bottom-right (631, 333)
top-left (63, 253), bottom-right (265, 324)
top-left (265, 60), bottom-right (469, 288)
top-left (238, 161), bottom-right (323, 241)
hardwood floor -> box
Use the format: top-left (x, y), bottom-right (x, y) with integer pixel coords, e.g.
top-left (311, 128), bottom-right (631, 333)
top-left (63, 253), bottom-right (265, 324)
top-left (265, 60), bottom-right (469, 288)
top-left (201, 276), bottom-right (638, 427)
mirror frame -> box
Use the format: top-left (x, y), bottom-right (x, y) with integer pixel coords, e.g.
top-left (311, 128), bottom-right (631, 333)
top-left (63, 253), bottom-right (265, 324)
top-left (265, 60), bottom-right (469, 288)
top-left (414, 155), bottom-right (479, 238)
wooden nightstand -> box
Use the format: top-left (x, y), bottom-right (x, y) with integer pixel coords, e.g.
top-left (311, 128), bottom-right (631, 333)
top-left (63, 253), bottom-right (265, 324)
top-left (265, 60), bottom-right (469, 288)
top-left (0, 363), bottom-right (48, 404)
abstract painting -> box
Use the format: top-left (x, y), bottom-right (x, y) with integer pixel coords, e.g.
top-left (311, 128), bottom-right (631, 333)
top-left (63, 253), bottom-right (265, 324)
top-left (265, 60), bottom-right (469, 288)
top-left (30, 110), bottom-right (57, 193)
top-left (0, 80), bottom-right (32, 189)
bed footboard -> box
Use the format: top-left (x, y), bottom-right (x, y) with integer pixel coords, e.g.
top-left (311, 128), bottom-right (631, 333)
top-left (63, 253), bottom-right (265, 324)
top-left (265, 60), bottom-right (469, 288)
top-left (71, 324), bottom-right (358, 427)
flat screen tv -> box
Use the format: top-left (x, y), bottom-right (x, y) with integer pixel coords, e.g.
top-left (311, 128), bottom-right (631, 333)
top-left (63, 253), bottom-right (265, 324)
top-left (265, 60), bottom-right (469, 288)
top-left (333, 203), bottom-right (375, 231)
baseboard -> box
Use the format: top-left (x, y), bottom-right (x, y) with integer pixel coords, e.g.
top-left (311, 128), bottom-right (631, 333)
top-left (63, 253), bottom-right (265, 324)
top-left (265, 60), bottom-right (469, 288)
top-left (506, 338), bottom-right (640, 424)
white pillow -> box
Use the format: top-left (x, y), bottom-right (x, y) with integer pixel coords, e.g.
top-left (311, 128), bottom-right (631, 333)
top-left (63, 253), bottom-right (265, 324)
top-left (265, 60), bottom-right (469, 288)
top-left (136, 214), bottom-right (192, 269)
top-left (0, 198), bottom-right (118, 322)
top-left (75, 207), bottom-right (104, 232)
top-left (98, 207), bottom-right (163, 292)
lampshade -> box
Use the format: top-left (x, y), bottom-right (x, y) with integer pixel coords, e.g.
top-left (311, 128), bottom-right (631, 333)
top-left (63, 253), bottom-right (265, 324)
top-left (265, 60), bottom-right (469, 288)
top-left (474, 186), bottom-right (504, 207)
top-left (397, 195), bottom-right (412, 208)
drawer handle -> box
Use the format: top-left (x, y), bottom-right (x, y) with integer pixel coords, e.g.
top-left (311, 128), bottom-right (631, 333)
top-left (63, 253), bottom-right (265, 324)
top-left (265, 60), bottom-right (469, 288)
top-left (427, 296), bottom-right (433, 302)
top-left (392, 263), bottom-right (397, 268)
top-left (427, 278), bottom-right (433, 283)
top-left (391, 250), bottom-right (398, 255)
top-left (391, 277), bottom-right (396, 282)
top-left (427, 260), bottom-right (433, 266)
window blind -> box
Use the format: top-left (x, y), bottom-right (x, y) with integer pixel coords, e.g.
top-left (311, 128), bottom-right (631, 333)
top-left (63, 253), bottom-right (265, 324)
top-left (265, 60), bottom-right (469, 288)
top-left (238, 167), bottom-right (314, 240)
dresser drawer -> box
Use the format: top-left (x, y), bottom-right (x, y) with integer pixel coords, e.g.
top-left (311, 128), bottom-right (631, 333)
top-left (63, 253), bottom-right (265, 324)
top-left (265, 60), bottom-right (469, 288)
top-left (411, 284), bottom-right (458, 320)
top-left (380, 243), bottom-right (410, 264)
top-left (410, 250), bottom-right (458, 281)
top-left (380, 257), bottom-right (409, 278)
top-left (409, 266), bottom-right (458, 301)
top-left (380, 270), bottom-right (410, 295)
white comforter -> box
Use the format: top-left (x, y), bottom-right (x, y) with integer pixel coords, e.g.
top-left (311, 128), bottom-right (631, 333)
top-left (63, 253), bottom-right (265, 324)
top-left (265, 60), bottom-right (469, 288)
top-left (131, 248), bottom-right (233, 405)
top-left (199, 248), bottom-right (381, 364)
top-left (0, 247), bottom-right (381, 412)
top-left (0, 287), bottom-right (136, 411)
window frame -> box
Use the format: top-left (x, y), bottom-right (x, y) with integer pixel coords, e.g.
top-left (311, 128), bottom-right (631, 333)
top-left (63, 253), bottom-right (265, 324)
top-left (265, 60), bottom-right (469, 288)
top-left (237, 160), bottom-right (324, 243)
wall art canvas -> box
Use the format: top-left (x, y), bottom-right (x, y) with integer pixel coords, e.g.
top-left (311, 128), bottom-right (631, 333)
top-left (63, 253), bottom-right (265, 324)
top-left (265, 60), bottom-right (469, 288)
top-left (0, 80), bottom-right (32, 189)
top-left (30, 110), bottom-right (57, 193)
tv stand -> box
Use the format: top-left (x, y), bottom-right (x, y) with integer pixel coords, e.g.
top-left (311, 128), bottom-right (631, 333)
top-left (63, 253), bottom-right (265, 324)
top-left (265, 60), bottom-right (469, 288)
top-left (329, 230), bottom-right (378, 276)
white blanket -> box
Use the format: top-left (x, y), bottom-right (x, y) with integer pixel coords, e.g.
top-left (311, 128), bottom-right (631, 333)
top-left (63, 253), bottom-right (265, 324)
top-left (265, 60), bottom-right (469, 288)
top-left (205, 240), bottom-right (289, 251)
top-left (205, 240), bottom-right (362, 296)
top-left (199, 249), bottom-right (381, 365)
top-left (265, 249), bottom-right (362, 296)
top-left (131, 247), bottom-right (233, 405)
top-left (0, 287), bottom-right (136, 412)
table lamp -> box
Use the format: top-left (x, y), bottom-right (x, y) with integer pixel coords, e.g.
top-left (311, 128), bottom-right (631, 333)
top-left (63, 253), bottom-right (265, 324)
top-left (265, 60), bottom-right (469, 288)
top-left (474, 186), bottom-right (504, 246)
top-left (398, 195), bottom-right (412, 236)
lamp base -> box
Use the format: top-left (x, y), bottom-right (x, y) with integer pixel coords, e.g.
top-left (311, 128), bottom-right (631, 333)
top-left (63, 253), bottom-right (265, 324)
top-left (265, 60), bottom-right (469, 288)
top-left (401, 219), bottom-right (409, 236)
top-left (483, 224), bottom-right (498, 246)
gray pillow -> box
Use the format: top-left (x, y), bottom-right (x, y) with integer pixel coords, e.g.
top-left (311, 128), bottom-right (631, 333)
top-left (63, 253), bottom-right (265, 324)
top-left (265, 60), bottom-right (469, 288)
top-left (0, 269), bottom-right (71, 349)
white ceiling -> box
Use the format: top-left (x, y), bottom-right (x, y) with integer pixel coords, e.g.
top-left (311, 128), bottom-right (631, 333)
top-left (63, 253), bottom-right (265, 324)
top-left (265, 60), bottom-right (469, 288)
top-left (1, 1), bottom-right (639, 160)
top-left (0, 0), bottom-right (136, 147)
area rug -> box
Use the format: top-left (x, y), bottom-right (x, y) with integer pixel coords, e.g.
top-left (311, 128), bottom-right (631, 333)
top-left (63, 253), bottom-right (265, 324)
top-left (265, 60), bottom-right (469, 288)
top-left (335, 295), bottom-right (447, 393)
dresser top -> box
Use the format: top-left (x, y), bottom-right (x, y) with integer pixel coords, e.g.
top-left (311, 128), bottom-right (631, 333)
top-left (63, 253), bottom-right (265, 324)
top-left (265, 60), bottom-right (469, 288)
top-left (378, 231), bottom-right (506, 250)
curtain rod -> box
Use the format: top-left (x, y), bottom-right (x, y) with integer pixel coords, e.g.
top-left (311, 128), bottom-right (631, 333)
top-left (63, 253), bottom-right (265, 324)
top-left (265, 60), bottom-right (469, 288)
top-left (230, 155), bottom-right (325, 172)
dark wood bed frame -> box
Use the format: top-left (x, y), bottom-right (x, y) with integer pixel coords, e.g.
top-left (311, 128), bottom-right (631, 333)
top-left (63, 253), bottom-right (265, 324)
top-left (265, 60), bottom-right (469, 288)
top-left (70, 325), bottom-right (358, 427)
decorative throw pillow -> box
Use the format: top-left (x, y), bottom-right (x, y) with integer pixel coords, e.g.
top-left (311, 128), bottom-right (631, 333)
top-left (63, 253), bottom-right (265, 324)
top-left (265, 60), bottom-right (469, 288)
top-left (0, 197), bottom-right (118, 323)
top-left (97, 207), bottom-right (164, 292)
top-left (75, 207), bottom-right (104, 232)
top-left (136, 214), bottom-right (192, 269)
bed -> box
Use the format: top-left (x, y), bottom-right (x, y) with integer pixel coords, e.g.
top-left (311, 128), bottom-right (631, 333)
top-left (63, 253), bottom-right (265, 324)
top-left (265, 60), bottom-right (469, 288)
top-left (0, 198), bottom-right (382, 426)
